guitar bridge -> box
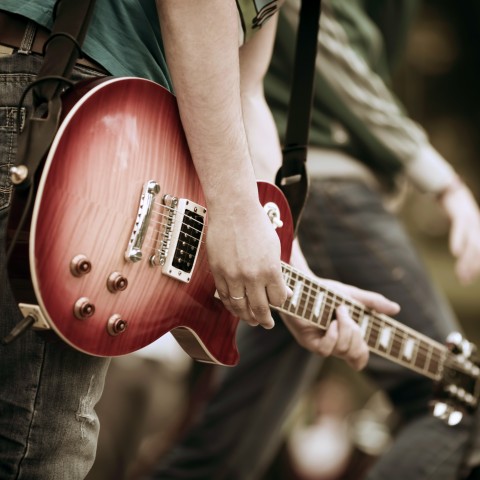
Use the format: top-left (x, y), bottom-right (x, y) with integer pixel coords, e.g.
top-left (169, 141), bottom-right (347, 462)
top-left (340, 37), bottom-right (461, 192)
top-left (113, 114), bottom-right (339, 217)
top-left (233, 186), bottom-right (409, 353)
top-left (150, 195), bottom-right (206, 283)
top-left (125, 180), bottom-right (161, 262)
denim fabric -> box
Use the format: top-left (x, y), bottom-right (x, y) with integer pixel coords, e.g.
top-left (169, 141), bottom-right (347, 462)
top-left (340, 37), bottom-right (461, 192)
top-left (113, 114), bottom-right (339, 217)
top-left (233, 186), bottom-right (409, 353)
top-left (299, 180), bottom-right (476, 480)
top-left (0, 52), bottom-right (110, 479)
top-left (153, 178), bottom-right (477, 480)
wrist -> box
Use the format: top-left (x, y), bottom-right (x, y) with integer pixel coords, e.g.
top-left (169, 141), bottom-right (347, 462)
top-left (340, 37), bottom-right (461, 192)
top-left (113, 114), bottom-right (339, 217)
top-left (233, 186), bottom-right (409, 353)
top-left (437, 176), bottom-right (464, 200)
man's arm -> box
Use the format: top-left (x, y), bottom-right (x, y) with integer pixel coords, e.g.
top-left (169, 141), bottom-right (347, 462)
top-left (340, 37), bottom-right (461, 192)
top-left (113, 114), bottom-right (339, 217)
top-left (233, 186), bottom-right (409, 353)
top-left (238, 14), bottom-right (400, 370)
top-left (156, 0), bottom-right (289, 328)
top-left (279, 0), bottom-right (480, 284)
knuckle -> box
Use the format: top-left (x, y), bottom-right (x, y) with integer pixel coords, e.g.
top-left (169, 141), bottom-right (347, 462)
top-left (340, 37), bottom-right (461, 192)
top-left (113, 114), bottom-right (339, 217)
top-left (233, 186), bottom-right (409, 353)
top-left (318, 346), bottom-right (334, 357)
top-left (250, 304), bottom-right (271, 318)
top-left (335, 342), bottom-right (350, 355)
top-left (269, 292), bottom-right (287, 307)
top-left (230, 303), bottom-right (246, 312)
top-left (317, 341), bottom-right (334, 357)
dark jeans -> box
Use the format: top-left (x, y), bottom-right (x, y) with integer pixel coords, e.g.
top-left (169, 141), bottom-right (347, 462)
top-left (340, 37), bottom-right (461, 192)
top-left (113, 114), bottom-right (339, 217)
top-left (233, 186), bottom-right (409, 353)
top-left (0, 51), bottom-right (110, 479)
top-left (152, 179), bottom-right (477, 480)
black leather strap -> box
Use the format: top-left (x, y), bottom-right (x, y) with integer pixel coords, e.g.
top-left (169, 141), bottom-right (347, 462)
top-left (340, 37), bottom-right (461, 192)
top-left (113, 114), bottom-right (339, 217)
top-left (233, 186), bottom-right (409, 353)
top-left (15, 0), bottom-right (98, 187)
top-left (275, 0), bottom-right (322, 232)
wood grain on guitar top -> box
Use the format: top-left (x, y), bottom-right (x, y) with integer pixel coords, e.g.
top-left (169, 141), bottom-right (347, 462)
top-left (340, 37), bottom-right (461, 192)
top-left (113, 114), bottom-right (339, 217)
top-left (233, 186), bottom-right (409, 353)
top-left (17, 77), bottom-right (294, 362)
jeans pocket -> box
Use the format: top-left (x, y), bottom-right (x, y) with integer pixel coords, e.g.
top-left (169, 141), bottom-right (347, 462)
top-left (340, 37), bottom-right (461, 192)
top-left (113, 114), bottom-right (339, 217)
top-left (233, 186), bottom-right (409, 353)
top-left (0, 105), bottom-right (26, 211)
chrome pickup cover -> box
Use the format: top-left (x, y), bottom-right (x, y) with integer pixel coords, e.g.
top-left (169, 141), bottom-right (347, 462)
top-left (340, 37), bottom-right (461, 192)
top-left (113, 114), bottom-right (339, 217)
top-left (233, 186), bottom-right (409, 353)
top-left (157, 197), bottom-right (206, 283)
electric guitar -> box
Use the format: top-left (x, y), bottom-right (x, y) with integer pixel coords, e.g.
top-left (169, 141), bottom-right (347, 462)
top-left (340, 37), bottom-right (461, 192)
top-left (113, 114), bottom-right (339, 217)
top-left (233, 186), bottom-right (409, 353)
top-left (6, 77), bottom-right (480, 422)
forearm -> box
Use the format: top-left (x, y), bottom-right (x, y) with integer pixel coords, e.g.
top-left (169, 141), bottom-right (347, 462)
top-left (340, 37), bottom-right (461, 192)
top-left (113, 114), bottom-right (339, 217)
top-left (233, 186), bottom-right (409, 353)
top-left (156, 0), bottom-right (259, 213)
top-left (239, 14), bottom-right (283, 183)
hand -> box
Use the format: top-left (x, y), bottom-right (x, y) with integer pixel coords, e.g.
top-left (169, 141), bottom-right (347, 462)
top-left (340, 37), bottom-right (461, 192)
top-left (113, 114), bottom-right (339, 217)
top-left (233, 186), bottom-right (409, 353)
top-left (208, 201), bottom-right (290, 329)
top-left (438, 180), bottom-right (480, 284)
top-left (282, 280), bottom-right (400, 371)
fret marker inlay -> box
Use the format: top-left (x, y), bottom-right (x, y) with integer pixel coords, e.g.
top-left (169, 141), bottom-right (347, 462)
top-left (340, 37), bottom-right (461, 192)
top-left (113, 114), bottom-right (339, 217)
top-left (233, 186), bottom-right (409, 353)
top-left (313, 292), bottom-right (325, 318)
top-left (290, 281), bottom-right (303, 308)
top-left (403, 338), bottom-right (415, 360)
top-left (360, 315), bottom-right (370, 338)
top-left (379, 327), bottom-right (392, 349)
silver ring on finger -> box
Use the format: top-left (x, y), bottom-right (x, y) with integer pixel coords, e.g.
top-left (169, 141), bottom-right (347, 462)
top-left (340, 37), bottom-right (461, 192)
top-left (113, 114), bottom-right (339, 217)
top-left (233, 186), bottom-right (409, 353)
top-left (229, 294), bottom-right (246, 301)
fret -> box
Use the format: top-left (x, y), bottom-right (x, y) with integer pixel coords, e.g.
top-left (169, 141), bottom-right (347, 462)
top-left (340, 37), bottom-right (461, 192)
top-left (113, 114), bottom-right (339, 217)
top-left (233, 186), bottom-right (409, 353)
top-left (423, 343), bottom-right (434, 374)
top-left (351, 304), bottom-right (364, 325)
top-left (427, 347), bottom-right (442, 377)
top-left (313, 287), bottom-right (338, 328)
top-left (301, 277), bottom-right (316, 323)
top-left (318, 291), bottom-right (340, 328)
top-left (389, 325), bottom-right (403, 360)
top-left (359, 313), bottom-right (371, 340)
top-left (320, 302), bottom-right (335, 327)
top-left (414, 340), bottom-right (429, 371)
top-left (283, 269), bottom-right (300, 316)
top-left (278, 263), bottom-right (447, 383)
top-left (367, 317), bottom-right (381, 350)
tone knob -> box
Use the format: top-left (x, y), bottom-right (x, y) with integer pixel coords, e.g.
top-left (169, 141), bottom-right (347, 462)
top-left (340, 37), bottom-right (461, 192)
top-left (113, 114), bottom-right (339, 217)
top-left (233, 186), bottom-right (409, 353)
top-left (107, 272), bottom-right (128, 293)
top-left (70, 255), bottom-right (92, 277)
top-left (73, 297), bottom-right (95, 319)
top-left (107, 314), bottom-right (128, 336)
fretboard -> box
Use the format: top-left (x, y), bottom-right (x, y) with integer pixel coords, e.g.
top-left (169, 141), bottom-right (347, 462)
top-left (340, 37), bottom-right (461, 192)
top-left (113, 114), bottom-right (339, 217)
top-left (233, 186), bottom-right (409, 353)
top-left (277, 262), bottom-right (448, 381)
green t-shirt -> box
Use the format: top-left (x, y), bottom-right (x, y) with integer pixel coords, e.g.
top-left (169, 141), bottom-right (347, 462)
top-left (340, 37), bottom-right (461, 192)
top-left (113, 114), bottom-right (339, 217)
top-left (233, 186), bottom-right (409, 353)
top-left (0, 0), bottom-right (173, 89)
top-left (0, 0), bottom-right (284, 92)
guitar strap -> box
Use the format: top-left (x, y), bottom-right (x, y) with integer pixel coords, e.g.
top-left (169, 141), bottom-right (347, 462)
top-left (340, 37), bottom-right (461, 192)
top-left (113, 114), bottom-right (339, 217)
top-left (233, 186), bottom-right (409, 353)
top-left (275, 0), bottom-right (322, 233)
top-left (3, 0), bottom-right (98, 344)
top-left (13, 0), bottom-right (98, 189)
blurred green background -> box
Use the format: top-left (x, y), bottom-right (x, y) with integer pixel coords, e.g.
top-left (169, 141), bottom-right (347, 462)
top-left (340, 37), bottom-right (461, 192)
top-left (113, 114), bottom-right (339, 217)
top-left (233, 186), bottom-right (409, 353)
top-left (395, 0), bottom-right (480, 346)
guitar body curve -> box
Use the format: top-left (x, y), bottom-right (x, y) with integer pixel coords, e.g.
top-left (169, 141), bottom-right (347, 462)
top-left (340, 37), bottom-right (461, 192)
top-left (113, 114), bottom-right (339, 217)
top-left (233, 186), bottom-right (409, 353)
top-left (6, 77), bottom-right (294, 364)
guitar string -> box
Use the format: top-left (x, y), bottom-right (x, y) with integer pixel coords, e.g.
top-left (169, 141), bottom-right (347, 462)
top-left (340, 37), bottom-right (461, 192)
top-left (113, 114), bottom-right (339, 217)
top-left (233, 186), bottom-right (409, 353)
top-left (148, 218), bottom-right (205, 243)
top-left (152, 201), bottom-right (206, 229)
top-left (281, 270), bottom-right (446, 368)
top-left (286, 275), bottom-right (445, 361)
top-left (140, 210), bottom-right (207, 253)
top-left (150, 207), bottom-right (206, 236)
top-left (125, 202), bottom-right (467, 376)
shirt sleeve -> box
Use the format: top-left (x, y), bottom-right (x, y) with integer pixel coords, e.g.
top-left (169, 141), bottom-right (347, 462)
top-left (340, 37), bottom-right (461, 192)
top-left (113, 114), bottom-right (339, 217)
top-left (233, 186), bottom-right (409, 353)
top-left (282, 0), bottom-right (457, 193)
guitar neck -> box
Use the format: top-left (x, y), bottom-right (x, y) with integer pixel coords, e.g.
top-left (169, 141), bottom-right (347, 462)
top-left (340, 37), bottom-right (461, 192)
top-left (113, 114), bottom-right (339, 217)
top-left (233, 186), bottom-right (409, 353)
top-left (277, 262), bottom-right (448, 381)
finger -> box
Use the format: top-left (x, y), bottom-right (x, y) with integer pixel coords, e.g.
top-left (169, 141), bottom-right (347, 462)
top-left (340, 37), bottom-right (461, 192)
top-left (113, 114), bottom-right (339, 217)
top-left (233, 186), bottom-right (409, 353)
top-left (213, 276), bottom-right (236, 313)
top-left (311, 319), bottom-right (338, 357)
top-left (265, 277), bottom-right (291, 308)
top-left (332, 306), bottom-right (354, 356)
top-left (213, 276), bottom-right (258, 325)
top-left (226, 284), bottom-right (260, 326)
top-left (336, 306), bottom-right (369, 370)
top-left (456, 236), bottom-right (480, 284)
top-left (243, 285), bottom-right (275, 329)
top-left (349, 288), bottom-right (400, 315)
top-left (449, 219), bottom-right (464, 257)
top-left (229, 293), bottom-right (260, 327)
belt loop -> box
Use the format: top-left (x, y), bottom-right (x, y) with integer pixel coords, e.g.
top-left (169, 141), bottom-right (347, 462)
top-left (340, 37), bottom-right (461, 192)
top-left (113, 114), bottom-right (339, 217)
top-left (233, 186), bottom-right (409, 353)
top-left (18, 21), bottom-right (37, 55)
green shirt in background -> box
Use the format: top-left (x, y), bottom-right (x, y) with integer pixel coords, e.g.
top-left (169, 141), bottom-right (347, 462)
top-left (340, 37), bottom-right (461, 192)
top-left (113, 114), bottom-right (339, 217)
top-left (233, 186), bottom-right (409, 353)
top-left (0, 0), bottom-right (173, 90)
top-left (266, 0), bottom-right (421, 186)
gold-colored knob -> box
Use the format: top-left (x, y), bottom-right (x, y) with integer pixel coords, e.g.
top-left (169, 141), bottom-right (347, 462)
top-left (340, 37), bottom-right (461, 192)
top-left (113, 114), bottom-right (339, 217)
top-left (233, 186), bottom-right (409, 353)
top-left (107, 272), bottom-right (128, 293)
top-left (70, 254), bottom-right (92, 277)
top-left (73, 297), bottom-right (95, 319)
top-left (107, 314), bottom-right (128, 336)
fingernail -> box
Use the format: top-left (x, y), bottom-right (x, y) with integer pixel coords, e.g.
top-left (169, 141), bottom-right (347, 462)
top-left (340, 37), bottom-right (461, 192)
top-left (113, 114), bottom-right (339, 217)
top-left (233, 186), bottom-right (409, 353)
top-left (264, 318), bottom-right (275, 330)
